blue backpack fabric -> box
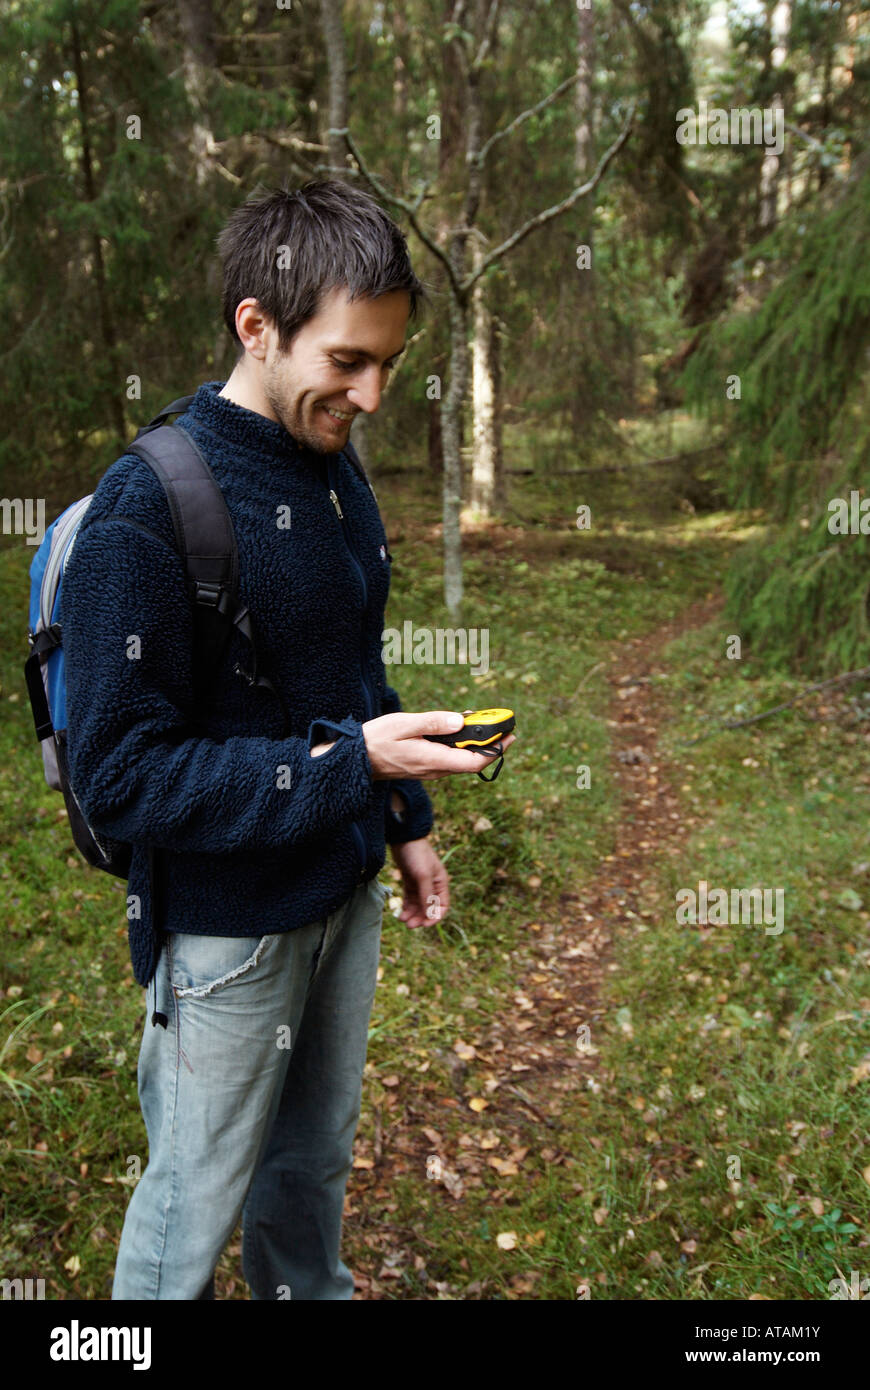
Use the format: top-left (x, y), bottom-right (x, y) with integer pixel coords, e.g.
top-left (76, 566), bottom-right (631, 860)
top-left (24, 394), bottom-right (373, 879)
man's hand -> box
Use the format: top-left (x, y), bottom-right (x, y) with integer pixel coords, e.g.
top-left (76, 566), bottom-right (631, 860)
top-left (388, 837), bottom-right (450, 929)
top-left (364, 710), bottom-right (516, 781)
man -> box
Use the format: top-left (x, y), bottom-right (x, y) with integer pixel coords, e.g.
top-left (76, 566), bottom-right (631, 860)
top-left (60, 178), bottom-right (513, 1300)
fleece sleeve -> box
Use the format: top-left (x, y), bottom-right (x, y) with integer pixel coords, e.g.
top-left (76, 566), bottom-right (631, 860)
top-left (59, 516), bottom-right (375, 854)
top-left (380, 681), bottom-right (435, 844)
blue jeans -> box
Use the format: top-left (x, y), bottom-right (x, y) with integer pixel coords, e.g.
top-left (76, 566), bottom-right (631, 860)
top-left (112, 876), bottom-right (388, 1300)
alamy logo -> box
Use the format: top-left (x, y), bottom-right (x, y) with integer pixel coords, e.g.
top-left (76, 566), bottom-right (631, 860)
top-left (49, 1320), bottom-right (151, 1370)
top-left (827, 491), bottom-right (869, 534)
top-left (1, 496), bottom-right (45, 547)
top-left (828, 1270), bottom-right (869, 1300)
top-left (381, 621), bottom-right (490, 676)
top-left (1, 1276), bottom-right (45, 1299)
top-left (675, 100), bottom-right (784, 155)
top-left (675, 880), bottom-right (785, 936)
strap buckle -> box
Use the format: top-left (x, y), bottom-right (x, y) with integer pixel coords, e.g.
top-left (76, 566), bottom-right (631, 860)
top-left (193, 580), bottom-right (222, 606)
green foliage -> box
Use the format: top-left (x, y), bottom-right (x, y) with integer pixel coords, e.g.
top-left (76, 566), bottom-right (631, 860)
top-left (681, 165), bottom-right (870, 514)
top-left (678, 162), bottom-right (870, 675)
top-left (724, 492), bottom-right (870, 676)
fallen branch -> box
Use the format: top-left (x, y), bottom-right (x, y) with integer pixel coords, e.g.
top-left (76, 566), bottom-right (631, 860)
top-left (506, 1084), bottom-right (557, 1128)
top-left (679, 666), bottom-right (870, 746)
top-left (506, 445), bottom-right (725, 477)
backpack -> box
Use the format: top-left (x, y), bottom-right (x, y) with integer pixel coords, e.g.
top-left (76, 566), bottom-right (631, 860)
top-left (24, 394), bottom-right (374, 884)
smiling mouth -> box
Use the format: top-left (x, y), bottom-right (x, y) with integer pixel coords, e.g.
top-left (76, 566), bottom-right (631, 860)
top-left (321, 405), bottom-right (354, 423)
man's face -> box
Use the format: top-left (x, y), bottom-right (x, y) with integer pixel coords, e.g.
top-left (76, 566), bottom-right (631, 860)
top-left (258, 285), bottom-right (409, 455)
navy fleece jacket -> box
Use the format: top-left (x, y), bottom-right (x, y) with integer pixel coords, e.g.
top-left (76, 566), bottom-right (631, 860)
top-left (59, 381), bottom-right (434, 986)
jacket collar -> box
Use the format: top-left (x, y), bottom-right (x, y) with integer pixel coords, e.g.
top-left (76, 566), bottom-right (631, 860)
top-left (186, 380), bottom-right (331, 465)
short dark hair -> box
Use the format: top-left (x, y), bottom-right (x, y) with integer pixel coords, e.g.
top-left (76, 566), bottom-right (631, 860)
top-left (216, 178), bottom-right (428, 354)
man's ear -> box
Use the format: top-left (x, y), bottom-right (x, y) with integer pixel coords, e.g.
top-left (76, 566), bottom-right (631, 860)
top-left (234, 299), bottom-right (272, 360)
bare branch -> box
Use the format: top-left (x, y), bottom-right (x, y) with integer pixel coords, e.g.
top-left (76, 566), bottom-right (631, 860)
top-left (463, 103), bottom-right (636, 292)
top-left (0, 199), bottom-right (13, 266)
top-left (473, 0), bottom-right (502, 71)
top-left (212, 161), bottom-right (243, 186)
top-left (0, 173), bottom-right (53, 196)
top-left (785, 121), bottom-right (824, 150)
top-left (472, 71), bottom-right (581, 171)
top-left (257, 131), bottom-right (329, 154)
top-left (329, 127), bottom-right (464, 299)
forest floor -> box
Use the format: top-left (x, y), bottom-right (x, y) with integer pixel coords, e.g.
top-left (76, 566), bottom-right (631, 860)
top-left (341, 593), bottom-right (726, 1300)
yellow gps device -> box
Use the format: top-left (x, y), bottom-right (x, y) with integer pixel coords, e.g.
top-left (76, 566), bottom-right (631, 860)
top-left (424, 709), bottom-right (515, 781)
top-left (424, 708), bottom-right (515, 749)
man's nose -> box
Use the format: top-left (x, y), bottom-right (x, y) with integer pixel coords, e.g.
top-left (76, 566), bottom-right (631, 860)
top-left (348, 367), bottom-right (384, 414)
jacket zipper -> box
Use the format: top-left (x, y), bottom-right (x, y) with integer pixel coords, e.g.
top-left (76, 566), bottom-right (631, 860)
top-left (328, 458), bottom-right (375, 878)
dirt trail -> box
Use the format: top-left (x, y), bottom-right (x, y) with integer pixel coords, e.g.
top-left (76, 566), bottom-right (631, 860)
top-left (347, 594), bottom-right (723, 1298)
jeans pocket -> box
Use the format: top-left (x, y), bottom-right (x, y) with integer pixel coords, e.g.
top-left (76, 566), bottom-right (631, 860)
top-left (168, 932), bottom-right (272, 998)
top-left (372, 876), bottom-right (391, 906)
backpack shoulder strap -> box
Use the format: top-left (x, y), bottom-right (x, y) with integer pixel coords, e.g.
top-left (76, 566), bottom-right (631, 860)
top-left (128, 419), bottom-right (239, 614)
top-left (126, 409), bottom-right (275, 698)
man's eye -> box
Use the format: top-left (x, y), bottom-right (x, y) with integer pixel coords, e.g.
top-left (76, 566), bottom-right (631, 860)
top-left (332, 357), bottom-right (399, 372)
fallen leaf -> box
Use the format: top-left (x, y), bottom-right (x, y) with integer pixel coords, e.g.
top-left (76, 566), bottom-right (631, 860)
top-left (511, 1274), bottom-right (540, 1293)
top-left (469, 1097), bottom-right (488, 1112)
top-left (850, 1056), bottom-right (870, 1085)
top-left (441, 1169), bottom-right (465, 1199)
top-left (592, 1206), bottom-right (608, 1226)
top-left (487, 1157), bottom-right (519, 1176)
top-left (496, 1231), bottom-right (518, 1250)
top-left (836, 888), bottom-right (863, 912)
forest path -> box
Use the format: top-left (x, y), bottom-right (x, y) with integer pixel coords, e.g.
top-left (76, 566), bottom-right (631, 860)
top-left (344, 593), bottom-right (724, 1298)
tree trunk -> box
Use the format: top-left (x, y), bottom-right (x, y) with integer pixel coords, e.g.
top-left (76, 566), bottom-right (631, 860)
top-left (177, 0), bottom-right (223, 374)
top-left (758, 1), bottom-right (790, 232)
top-left (492, 313), bottom-right (505, 512)
top-left (320, 0), bottom-right (350, 179)
top-left (178, 0), bottom-right (217, 188)
top-left (570, 0), bottom-right (597, 433)
top-left (429, 382), bottom-right (444, 476)
top-left (574, 0), bottom-right (596, 290)
top-left (442, 284), bottom-right (469, 621)
top-left (438, 1), bottom-right (486, 616)
top-left (470, 237), bottom-right (496, 516)
top-left (69, 6), bottom-right (126, 453)
top-left (320, 0), bottom-right (375, 474)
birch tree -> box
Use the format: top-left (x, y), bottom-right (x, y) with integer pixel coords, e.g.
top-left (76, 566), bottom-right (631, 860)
top-left (331, 2), bottom-right (634, 619)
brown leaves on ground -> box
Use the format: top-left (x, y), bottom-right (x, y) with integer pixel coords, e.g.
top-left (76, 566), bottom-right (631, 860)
top-left (258, 599), bottom-right (724, 1301)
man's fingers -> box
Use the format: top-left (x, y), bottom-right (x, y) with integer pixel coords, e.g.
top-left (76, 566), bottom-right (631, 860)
top-left (389, 710), bottom-right (466, 740)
